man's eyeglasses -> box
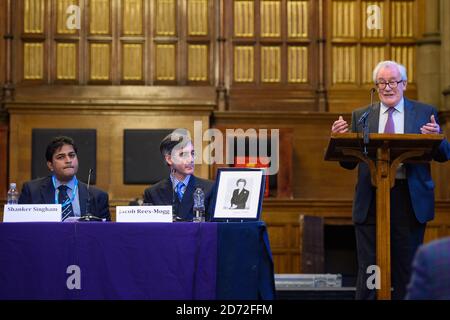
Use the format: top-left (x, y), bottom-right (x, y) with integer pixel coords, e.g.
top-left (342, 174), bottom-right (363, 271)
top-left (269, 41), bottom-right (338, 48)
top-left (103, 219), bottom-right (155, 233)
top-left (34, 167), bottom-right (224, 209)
top-left (375, 80), bottom-right (404, 89)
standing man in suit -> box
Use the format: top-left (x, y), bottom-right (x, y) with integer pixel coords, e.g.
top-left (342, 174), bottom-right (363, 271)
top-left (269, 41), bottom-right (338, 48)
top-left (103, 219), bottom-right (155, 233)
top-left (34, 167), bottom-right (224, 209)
top-left (19, 136), bottom-right (111, 221)
top-left (331, 60), bottom-right (450, 299)
top-left (406, 237), bottom-right (450, 300)
top-left (143, 131), bottom-right (215, 221)
top-left (230, 178), bottom-right (250, 209)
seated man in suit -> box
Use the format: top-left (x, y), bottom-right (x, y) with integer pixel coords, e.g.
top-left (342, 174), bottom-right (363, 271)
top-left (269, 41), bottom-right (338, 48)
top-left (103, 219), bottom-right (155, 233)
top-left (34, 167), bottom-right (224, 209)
top-left (19, 136), bottom-right (111, 221)
top-left (230, 178), bottom-right (250, 209)
top-left (406, 237), bottom-right (450, 300)
top-left (143, 131), bottom-right (215, 221)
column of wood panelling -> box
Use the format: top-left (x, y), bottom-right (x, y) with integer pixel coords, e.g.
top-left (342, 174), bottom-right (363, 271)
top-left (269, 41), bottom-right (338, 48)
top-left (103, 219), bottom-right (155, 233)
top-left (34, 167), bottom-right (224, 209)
top-left (21, 0), bottom-right (46, 83)
top-left (228, 0), bottom-right (317, 111)
top-left (328, 0), bottom-right (419, 113)
top-left (0, 124), bottom-right (7, 203)
top-left (121, 0), bottom-right (144, 83)
top-left (88, 0), bottom-right (112, 83)
top-left (54, 0), bottom-right (80, 85)
top-left (186, 0), bottom-right (212, 84)
top-left (0, 0), bottom-right (6, 88)
top-left (287, 1), bottom-right (309, 85)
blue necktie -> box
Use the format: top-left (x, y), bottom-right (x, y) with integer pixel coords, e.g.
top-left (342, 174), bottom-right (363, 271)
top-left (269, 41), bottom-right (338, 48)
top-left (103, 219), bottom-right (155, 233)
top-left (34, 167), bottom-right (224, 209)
top-left (59, 185), bottom-right (74, 221)
top-left (175, 182), bottom-right (184, 201)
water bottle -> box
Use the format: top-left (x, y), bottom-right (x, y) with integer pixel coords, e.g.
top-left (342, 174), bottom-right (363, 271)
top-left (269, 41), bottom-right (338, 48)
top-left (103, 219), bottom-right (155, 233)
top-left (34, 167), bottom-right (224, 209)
top-left (7, 182), bottom-right (19, 205)
top-left (193, 187), bottom-right (205, 222)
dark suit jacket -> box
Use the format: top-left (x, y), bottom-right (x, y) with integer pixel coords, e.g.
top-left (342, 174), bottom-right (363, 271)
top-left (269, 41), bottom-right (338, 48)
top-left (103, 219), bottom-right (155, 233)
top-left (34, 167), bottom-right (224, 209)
top-left (406, 237), bottom-right (450, 299)
top-left (230, 188), bottom-right (250, 209)
top-left (342, 98), bottom-right (450, 224)
top-left (18, 176), bottom-right (111, 221)
top-left (143, 175), bottom-right (215, 221)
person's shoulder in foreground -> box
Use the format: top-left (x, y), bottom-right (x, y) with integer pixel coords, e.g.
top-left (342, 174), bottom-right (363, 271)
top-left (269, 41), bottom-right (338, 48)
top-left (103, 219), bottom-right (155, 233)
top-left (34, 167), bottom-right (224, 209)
top-left (406, 237), bottom-right (450, 300)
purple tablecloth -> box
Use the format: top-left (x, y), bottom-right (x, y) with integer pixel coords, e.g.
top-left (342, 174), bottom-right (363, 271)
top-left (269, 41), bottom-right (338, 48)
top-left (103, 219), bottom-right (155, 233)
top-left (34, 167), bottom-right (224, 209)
top-left (0, 222), bottom-right (217, 300)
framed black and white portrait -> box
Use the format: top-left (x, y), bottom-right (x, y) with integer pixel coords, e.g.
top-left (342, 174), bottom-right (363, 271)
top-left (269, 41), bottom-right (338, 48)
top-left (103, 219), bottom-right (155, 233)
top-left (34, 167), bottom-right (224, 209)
top-left (212, 168), bottom-right (266, 221)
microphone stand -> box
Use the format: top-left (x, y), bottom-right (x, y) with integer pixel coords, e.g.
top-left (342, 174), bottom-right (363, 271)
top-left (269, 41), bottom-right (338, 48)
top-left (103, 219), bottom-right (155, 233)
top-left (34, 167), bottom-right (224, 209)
top-left (360, 88), bottom-right (376, 156)
top-left (78, 169), bottom-right (102, 222)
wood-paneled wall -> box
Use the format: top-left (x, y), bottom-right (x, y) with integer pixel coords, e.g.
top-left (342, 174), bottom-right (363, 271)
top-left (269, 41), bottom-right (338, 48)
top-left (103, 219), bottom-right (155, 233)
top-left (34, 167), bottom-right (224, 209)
top-left (0, 123), bottom-right (7, 203)
top-left (2, 0), bottom-right (450, 274)
top-left (14, 0), bottom-right (216, 85)
top-left (0, 0), bottom-right (5, 87)
top-left (262, 199), bottom-right (450, 273)
top-left (326, 0), bottom-right (421, 112)
top-left (7, 0), bottom-right (424, 112)
top-left (6, 86), bottom-right (214, 204)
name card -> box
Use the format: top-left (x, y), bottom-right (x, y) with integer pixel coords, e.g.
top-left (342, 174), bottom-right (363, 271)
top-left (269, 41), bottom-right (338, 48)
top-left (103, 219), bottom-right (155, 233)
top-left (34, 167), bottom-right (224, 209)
top-left (116, 206), bottom-right (172, 223)
top-left (3, 204), bottom-right (62, 222)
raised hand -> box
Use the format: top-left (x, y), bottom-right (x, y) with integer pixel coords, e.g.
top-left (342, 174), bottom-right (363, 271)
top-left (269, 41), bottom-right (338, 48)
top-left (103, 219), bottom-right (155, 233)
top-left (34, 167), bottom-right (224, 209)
top-left (420, 115), bottom-right (440, 135)
top-left (331, 116), bottom-right (349, 133)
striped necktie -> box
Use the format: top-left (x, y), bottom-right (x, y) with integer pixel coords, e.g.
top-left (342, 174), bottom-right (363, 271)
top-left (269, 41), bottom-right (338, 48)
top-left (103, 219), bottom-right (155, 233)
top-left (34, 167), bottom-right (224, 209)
top-left (59, 185), bottom-right (74, 221)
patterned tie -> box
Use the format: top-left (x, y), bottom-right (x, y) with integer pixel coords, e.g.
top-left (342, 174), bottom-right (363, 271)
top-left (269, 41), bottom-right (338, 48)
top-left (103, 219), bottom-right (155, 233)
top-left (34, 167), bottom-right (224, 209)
top-left (175, 182), bottom-right (184, 201)
top-left (59, 185), bottom-right (74, 221)
top-left (384, 107), bottom-right (396, 134)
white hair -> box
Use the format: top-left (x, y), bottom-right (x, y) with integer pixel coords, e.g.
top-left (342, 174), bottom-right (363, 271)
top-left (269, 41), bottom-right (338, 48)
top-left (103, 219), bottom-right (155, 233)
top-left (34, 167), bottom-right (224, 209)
top-left (372, 60), bottom-right (407, 83)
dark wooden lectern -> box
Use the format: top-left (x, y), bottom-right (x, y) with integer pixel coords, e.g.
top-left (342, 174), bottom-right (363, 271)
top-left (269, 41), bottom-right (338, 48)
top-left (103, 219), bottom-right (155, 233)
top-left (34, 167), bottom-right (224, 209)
top-left (325, 133), bottom-right (445, 300)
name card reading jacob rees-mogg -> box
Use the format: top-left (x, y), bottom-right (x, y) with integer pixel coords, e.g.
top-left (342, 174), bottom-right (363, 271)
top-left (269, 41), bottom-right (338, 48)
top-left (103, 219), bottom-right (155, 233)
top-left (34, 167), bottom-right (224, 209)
top-left (3, 204), bottom-right (62, 222)
top-left (116, 206), bottom-right (172, 222)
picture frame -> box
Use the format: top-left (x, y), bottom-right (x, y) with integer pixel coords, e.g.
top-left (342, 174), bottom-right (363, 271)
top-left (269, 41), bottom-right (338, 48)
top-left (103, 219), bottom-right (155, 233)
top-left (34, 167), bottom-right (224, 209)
top-left (211, 167), bottom-right (266, 222)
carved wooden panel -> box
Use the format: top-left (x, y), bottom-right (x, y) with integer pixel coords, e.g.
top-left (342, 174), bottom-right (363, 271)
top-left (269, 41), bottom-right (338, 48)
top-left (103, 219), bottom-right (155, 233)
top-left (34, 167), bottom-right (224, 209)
top-left (23, 43), bottom-right (44, 80)
top-left (391, 45), bottom-right (415, 82)
top-left (391, 0), bottom-right (414, 38)
top-left (56, 43), bottom-right (77, 80)
top-left (287, 0), bottom-right (308, 38)
top-left (122, 0), bottom-right (143, 35)
top-left (234, 1), bottom-right (254, 37)
top-left (288, 46), bottom-right (308, 83)
top-left (155, 0), bottom-right (177, 36)
top-left (188, 44), bottom-right (208, 81)
top-left (332, 46), bottom-right (357, 84)
top-left (57, 0), bottom-right (78, 34)
top-left (89, 0), bottom-right (111, 35)
top-left (261, 0), bottom-right (281, 38)
top-left (361, 46), bottom-right (385, 84)
top-left (261, 46), bottom-right (281, 83)
top-left (23, 0), bottom-right (45, 34)
top-left (234, 46), bottom-right (254, 83)
top-left (122, 43), bottom-right (143, 81)
top-left (361, 1), bottom-right (384, 38)
top-left (188, 0), bottom-right (209, 36)
top-left (155, 44), bottom-right (176, 81)
top-left (89, 43), bottom-right (111, 81)
top-left (332, 1), bottom-right (356, 38)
